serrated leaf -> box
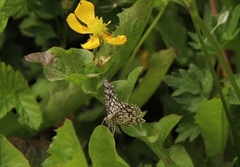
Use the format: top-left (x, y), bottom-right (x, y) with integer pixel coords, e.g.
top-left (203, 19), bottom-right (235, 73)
top-left (0, 62), bottom-right (42, 130)
top-left (222, 5), bottom-right (240, 42)
top-left (25, 47), bottom-right (99, 84)
top-left (43, 119), bottom-right (87, 167)
top-left (19, 17), bottom-right (57, 46)
top-left (129, 48), bottom-right (176, 107)
top-left (97, 0), bottom-right (155, 78)
top-left (30, 0), bottom-right (63, 19)
top-left (89, 126), bottom-right (130, 167)
top-left (163, 64), bottom-right (213, 112)
top-left (2, 0), bottom-right (29, 19)
top-left (0, 134), bottom-right (30, 167)
top-left (223, 73), bottom-right (240, 104)
top-left (194, 93), bottom-right (229, 157)
top-left (175, 122), bottom-right (201, 143)
top-left (189, 5), bottom-right (240, 52)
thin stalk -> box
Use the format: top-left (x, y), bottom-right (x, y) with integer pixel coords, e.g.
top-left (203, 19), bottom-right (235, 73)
top-left (192, 17), bottom-right (240, 166)
top-left (120, 5), bottom-right (167, 79)
top-left (190, 12), bottom-right (240, 101)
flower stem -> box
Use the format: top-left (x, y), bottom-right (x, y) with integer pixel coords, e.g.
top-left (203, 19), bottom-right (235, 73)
top-left (189, 7), bottom-right (240, 101)
top-left (189, 3), bottom-right (240, 164)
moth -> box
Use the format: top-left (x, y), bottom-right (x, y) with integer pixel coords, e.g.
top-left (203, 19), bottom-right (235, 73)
top-left (102, 79), bottom-right (145, 134)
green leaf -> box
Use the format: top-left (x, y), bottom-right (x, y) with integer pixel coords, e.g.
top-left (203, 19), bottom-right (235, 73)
top-left (82, 66), bottom-right (143, 103)
top-left (19, 17), bottom-right (57, 46)
top-left (122, 114), bottom-right (184, 166)
top-left (111, 66), bottom-right (143, 102)
top-left (89, 126), bottom-right (130, 167)
top-left (0, 62), bottom-right (42, 130)
top-left (0, 12), bottom-right (8, 33)
top-left (194, 93), bottom-right (229, 157)
top-left (0, 134), bottom-right (30, 167)
top-left (175, 122), bottom-right (201, 143)
top-left (2, 0), bottom-right (29, 19)
top-left (25, 47), bottom-right (99, 84)
top-left (163, 64), bottom-right (213, 112)
top-left (129, 48), bottom-right (176, 107)
top-left (156, 9), bottom-right (193, 65)
top-left (189, 5), bottom-right (240, 53)
top-left (224, 73), bottom-right (240, 104)
top-left (43, 119), bottom-right (88, 167)
top-left (222, 5), bottom-right (240, 42)
top-left (30, 0), bottom-right (63, 19)
top-left (157, 145), bottom-right (194, 167)
top-left (32, 78), bottom-right (90, 132)
top-left (97, 0), bottom-right (155, 78)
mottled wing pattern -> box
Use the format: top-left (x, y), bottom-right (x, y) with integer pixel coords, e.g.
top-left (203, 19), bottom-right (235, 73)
top-left (103, 79), bottom-right (145, 134)
top-left (103, 78), bottom-right (118, 115)
top-left (113, 102), bottom-right (145, 126)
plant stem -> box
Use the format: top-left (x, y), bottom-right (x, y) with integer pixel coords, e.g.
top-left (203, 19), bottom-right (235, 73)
top-left (120, 5), bottom-right (167, 79)
top-left (189, 9), bottom-right (240, 101)
top-left (190, 9), bottom-right (240, 166)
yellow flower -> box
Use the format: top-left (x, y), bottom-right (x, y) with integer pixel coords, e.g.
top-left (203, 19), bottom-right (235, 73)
top-left (66, 0), bottom-right (127, 50)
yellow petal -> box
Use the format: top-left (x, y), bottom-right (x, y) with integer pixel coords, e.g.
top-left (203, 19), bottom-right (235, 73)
top-left (102, 33), bottom-right (127, 45)
top-left (75, 1), bottom-right (95, 25)
top-left (66, 13), bottom-right (90, 34)
top-left (81, 36), bottom-right (100, 49)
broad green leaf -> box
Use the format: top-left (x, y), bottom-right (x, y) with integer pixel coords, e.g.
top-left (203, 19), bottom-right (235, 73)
top-left (0, 12), bottom-right (8, 33)
top-left (78, 105), bottom-right (104, 122)
top-left (0, 134), bottom-right (30, 167)
top-left (0, 77), bottom-right (87, 137)
top-left (129, 48), bottom-right (176, 107)
top-left (82, 66), bottom-right (143, 103)
top-left (2, 0), bottom-right (29, 19)
top-left (163, 64), bottom-right (213, 112)
top-left (110, 66), bottom-right (143, 102)
top-left (25, 47), bottom-right (99, 85)
top-left (157, 145), bottom-right (194, 167)
top-left (194, 94), bottom-right (229, 157)
top-left (122, 114), bottom-right (183, 166)
top-left (0, 62), bottom-right (42, 130)
top-left (43, 119), bottom-right (87, 167)
top-left (33, 78), bottom-right (90, 131)
top-left (0, 0), bottom-right (7, 9)
top-left (155, 9), bottom-right (192, 65)
top-left (97, 0), bottom-right (155, 78)
top-left (89, 126), bottom-right (130, 167)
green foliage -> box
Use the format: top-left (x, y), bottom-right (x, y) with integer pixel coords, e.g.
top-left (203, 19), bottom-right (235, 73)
top-left (189, 5), bottom-right (240, 55)
top-left (0, 62), bottom-right (42, 130)
top-left (0, 134), bottom-right (30, 167)
top-left (89, 126), bottom-right (130, 167)
top-left (43, 119), bottom-right (87, 167)
top-left (195, 91), bottom-right (229, 157)
top-left (130, 47), bottom-right (176, 107)
top-left (163, 63), bottom-right (213, 113)
top-left (0, 0), bottom-right (240, 166)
